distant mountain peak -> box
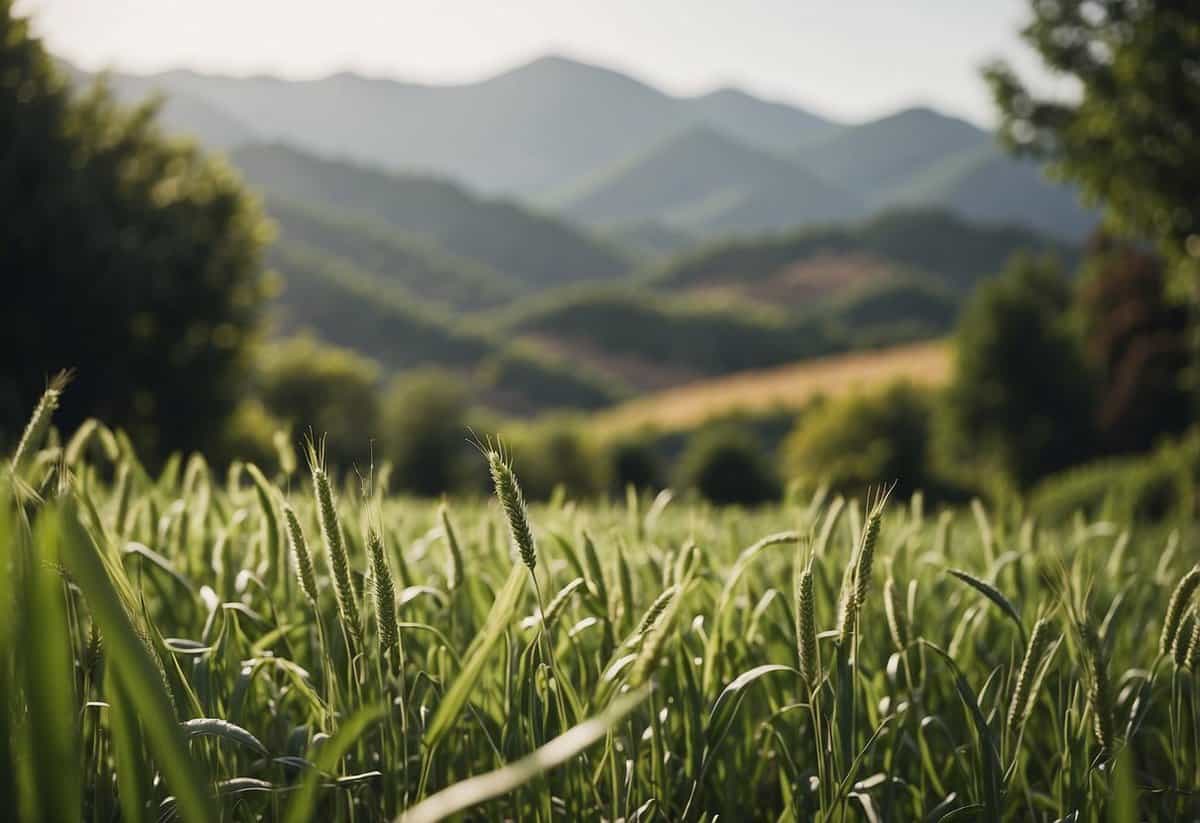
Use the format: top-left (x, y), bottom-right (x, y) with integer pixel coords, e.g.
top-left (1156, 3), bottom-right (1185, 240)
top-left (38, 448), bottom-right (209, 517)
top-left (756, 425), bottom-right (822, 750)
top-left (871, 105), bottom-right (984, 133)
top-left (487, 53), bottom-right (660, 91)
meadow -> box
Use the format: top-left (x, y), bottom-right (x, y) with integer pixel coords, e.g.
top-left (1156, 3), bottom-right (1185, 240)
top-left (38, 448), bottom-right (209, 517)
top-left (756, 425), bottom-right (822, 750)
top-left (4, 382), bottom-right (1200, 822)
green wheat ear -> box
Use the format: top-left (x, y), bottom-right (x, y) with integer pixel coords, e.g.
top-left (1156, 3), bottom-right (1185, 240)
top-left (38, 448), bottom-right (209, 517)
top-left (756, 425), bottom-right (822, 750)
top-left (1160, 565), bottom-right (1200, 656)
top-left (1079, 619), bottom-right (1115, 756)
top-left (282, 502), bottom-right (319, 606)
top-left (796, 564), bottom-right (820, 687)
top-left (1007, 616), bottom-right (1054, 737)
top-left (484, 441), bottom-right (536, 571)
top-left (11, 369), bottom-right (72, 474)
top-left (305, 432), bottom-right (361, 642)
top-left (367, 526), bottom-right (398, 658)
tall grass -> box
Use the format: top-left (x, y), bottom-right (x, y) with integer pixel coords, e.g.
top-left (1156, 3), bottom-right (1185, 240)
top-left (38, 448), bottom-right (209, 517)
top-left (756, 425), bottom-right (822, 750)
top-left (2, 390), bottom-right (1200, 820)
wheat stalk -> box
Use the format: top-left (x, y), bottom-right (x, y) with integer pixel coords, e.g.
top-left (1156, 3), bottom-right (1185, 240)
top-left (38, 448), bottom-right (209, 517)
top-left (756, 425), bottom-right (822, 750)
top-left (486, 445), bottom-right (536, 571)
top-left (1160, 565), bottom-right (1200, 656)
top-left (796, 564), bottom-right (820, 687)
top-left (282, 503), bottom-right (319, 606)
top-left (1007, 617), bottom-right (1053, 737)
top-left (1079, 620), bottom-right (1114, 756)
top-left (367, 526), bottom-right (398, 657)
top-left (306, 435), bottom-right (361, 642)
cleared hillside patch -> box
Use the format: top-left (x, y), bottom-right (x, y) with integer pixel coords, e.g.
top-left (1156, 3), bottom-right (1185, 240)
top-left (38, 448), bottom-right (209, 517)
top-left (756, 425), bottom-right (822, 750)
top-left (593, 339), bottom-right (951, 433)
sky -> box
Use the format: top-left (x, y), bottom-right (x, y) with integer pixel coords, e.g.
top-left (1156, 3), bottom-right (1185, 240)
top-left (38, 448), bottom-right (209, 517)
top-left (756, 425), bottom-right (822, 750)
top-left (15, 0), bottom-right (1064, 126)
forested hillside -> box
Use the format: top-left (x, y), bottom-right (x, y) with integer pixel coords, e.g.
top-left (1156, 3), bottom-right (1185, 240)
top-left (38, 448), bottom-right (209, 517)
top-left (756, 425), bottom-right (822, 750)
top-left (231, 143), bottom-right (632, 288)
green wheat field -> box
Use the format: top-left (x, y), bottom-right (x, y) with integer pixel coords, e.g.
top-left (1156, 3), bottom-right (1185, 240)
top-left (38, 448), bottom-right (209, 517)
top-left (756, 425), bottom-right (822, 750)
top-left (4, 381), bottom-right (1200, 822)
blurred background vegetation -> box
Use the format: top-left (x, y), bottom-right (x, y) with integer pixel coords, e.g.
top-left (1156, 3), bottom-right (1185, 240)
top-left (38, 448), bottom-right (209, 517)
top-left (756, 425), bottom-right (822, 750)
top-left (2, 0), bottom-right (1197, 513)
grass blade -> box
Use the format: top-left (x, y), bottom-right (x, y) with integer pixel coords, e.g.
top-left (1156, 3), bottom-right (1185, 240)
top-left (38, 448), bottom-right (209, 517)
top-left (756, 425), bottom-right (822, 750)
top-left (400, 686), bottom-right (648, 823)
top-left (424, 563), bottom-right (527, 750)
top-left (57, 498), bottom-right (217, 823)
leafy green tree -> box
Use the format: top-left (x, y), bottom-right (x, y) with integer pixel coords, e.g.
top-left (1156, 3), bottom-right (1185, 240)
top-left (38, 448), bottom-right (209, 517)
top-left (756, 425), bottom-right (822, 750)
top-left (985, 1), bottom-right (1200, 266)
top-left (784, 382), bottom-right (939, 499)
top-left (0, 2), bottom-right (269, 456)
top-left (606, 435), bottom-right (665, 494)
top-left (1079, 233), bottom-right (1191, 453)
top-left (380, 369), bottom-right (477, 496)
top-left (256, 335), bottom-right (382, 468)
top-left (943, 255), bottom-right (1096, 489)
top-left (506, 417), bottom-right (608, 501)
top-left (676, 424), bottom-right (779, 505)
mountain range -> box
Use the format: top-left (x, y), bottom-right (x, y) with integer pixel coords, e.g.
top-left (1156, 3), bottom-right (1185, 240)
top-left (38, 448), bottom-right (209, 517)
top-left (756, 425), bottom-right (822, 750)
top-left (56, 53), bottom-right (1093, 414)
top-left (83, 54), bottom-right (1097, 242)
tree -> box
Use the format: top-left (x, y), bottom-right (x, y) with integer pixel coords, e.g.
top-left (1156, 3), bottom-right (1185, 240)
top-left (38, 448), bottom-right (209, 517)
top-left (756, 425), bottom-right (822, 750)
top-left (606, 435), bottom-right (664, 494)
top-left (784, 382), bottom-right (938, 499)
top-left (256, 335), bottom-right (382, 468)
top-left (943, 255), bottom-right (1095, 489)
top-left (985, 1), bottom-right (1200, 267)
top-left (506, 417), bottom-right (607, 501)
top-left (380, 369), bottom-right (476, 497)
top-left (1079, 233), bottom-right (1191, 453)
top-left (675, 424), bottom-right (779, 505)
top-left (0, 2), bottom-right (268, 456)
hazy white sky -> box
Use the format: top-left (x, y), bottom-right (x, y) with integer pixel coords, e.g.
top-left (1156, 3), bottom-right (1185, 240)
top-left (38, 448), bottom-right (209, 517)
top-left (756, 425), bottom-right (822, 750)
top-left (16, 0), bottom-right (1061, 126)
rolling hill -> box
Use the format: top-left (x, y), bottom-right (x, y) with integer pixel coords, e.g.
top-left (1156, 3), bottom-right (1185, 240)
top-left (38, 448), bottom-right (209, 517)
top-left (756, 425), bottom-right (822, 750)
top-left (881, 146), bottom-right (1098, 241)
top-left (266, 244), bottom-right (622, 412)
top-left (265, 197), bottom-right (520, 310)
top-left (489, 287), bottom-right (841, 391)
top-left (685, 86), bottom-right (839, 154)
top-left (796, 108), bottom-right (988, 195)
top-left (551, 126), bottom-right (862, 233)
top-left (58, 60), bottom-right (258, 149)
top-left (231, 142), bottom-right (632, 288)
top-left (649, 209), bottom-right (1077, 305)
top-left (796, 109), bottom-right (1097, 241)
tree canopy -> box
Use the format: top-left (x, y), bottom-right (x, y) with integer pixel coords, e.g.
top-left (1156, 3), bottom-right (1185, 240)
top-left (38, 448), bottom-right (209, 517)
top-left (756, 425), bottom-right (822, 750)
top-left (0, 1), bottom-right (269, 457)
top-left (943, 255), bottom-right (1095, 489)
top-left (986, 1), bottom-right (1200, 267)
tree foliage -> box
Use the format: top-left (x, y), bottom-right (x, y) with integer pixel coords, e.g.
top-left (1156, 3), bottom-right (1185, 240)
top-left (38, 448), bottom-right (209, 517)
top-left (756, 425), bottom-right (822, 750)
top-left (943, 255), bottom-right (1095, 489)
top-left (0, 2), bottom-right (269, 455)
top-left (1079, 233), bottom-right (1191, 453)
top-left (256, 335), bottom-right (381, 468)
top-left (784, 382), bottom-right (938, 499)
top-left (381, 369), bottom-right (478, 497)
top-left (675, 424), bottom-right (779, 505)
top-left (986, 1), bottom-right (1200, 264)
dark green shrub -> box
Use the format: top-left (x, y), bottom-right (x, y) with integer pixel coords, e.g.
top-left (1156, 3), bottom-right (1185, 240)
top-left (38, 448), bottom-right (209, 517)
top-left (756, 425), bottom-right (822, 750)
top-left (784, 381), bottom-right (939, 499)
top-left (606, 436), bottom-right (665, 494)
top-left (1031, 431), bottom-right (1199, 522)
top-left (675, 425), bottom-right (780, 505)
top-left (380, 369), bottom-right (476, 496)
top-left (942, 254), bottom-right (1095, 489)
top-left (256, 335), bottom-right (381, 468)
top-left (506, 418), bottom-right (607, 501)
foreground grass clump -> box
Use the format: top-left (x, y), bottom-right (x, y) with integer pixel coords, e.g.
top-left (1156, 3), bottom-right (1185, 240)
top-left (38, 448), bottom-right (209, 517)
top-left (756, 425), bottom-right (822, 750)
top-left (3, 395), bottom-right (1200, 820)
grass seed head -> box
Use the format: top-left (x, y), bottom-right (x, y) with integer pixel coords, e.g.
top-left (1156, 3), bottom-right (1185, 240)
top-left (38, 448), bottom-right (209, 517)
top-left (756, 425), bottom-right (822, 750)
top-left (1007, 616), bottom-right (1053, 736)
top-left (367, 527), bottom-right (398, 656)
top-left (1160, 565), bottom-right (1200, 656)
top-left (282, 503), bottom-right (319, 605)
top-left (307, 435), bottom-right (361, 639)
top-left (1079, 620), bottom-right (1115, 756)
top-left (487, 445), bottom-right (536, 571)
top-left (796, 565), bottom-right (820, 686)
top-left (1186, 608), bottom-right (1200, 670)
